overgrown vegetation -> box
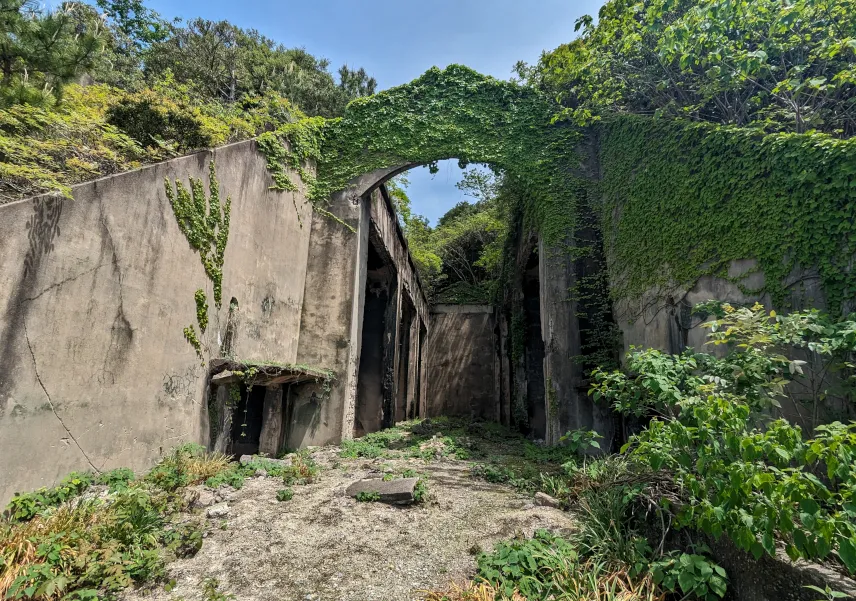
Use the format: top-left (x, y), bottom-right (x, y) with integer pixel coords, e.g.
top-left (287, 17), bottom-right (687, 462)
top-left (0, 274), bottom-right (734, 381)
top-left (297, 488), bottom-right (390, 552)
top-left (0, 0), bottom-right (376, 203)
top-left (425, 303), bottom-right (856, 600)
top-left (0, 444), bottom-right (223, 600)
top-left (530, 0), bottom-right (856, 136)
top-left (0, 443), bottom-right (327, 600)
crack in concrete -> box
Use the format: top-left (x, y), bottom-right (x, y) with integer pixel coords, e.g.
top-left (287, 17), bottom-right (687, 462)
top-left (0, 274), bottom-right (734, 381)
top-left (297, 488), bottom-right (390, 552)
top-left (22, 264), bottom-right (109, 303)
top-left (22, 319), bottom-right (100, 473)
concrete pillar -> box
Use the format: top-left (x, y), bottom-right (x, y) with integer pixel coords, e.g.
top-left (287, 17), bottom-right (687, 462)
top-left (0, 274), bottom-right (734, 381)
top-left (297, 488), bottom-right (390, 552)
top-left (418, 321), bottom-right (429, 419)
top-left (341, 195), bottom-right (371, 440)
top-left (499, 314), bottom-right (511, 426)
top-left (492, 309), bottom-right (502, 424)
top-left (258, 386), bottom-right (284, 456)
top-left (381, 278), bottom-right (400, 429)
top-left (406, 313), bottom-right (420, 419)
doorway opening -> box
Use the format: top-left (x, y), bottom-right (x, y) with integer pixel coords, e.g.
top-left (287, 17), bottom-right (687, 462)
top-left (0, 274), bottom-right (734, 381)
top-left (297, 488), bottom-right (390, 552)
top-left (523, 247), bottom-right (546, 439)
top-left (355, 235), bottom-right (397, 437)
top-left (230, 384), bottom-right (266, 456)
top-left (395, 293), bottom-right (416, 423)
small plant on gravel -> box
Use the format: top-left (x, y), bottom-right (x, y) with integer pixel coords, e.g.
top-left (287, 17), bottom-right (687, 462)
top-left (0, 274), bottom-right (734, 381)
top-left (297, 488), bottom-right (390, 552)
top-left (355, 491), bottom-right (381, 502)
top-left (146, 444), bottom-right (231, 492)
top-left (340, 428), bottom-right (406, 458)
top-left (470, 464), bottom-right (516, 485)
top-left (202, 577), bottom-right (235, 601)
top-left (276, 488), bottom-right (294, 502)
top-left (413, 479), bottom-right (428, 503)
top-left (281, 450), bottom-right (319, 485)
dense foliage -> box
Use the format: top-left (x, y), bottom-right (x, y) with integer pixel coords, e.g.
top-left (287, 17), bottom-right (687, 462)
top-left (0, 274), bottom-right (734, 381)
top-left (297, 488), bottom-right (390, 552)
top-left (0, 0), bottom-right (376, 203)
top-left (393, 169), bottom-right (508, 303)
top-left (0, 445), bottom-right (320, 600)
top-left (590, 303), bottom-right (856, 576)
top-left (533, 0), bottom-right (856, 136)
top-left (598, 116), bottom-right (856, 314)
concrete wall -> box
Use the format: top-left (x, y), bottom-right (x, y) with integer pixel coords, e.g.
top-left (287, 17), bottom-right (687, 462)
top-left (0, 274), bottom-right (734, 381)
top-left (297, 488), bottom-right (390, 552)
top-left (0, 140), bottom-right (312, 503)
top-left (423, 305), bottom-right (499, 420)
top-left (0, 144), bottom-right (437, 503)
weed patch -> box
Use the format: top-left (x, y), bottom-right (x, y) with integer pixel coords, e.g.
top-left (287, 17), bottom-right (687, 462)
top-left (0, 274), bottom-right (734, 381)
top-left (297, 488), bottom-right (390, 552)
top-left (355, 491), bottom-right (381, 503)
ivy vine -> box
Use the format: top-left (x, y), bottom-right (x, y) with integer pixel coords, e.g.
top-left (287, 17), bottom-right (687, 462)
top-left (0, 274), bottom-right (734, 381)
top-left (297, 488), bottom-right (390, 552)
top-left (256, 65), bottom-right (583, 244)
top-left (164, 161), bottom-right (232, 309)
top-left (599, 116), bottom-right (856, 316)
top-left (165, 161), bottom-right (232, 361)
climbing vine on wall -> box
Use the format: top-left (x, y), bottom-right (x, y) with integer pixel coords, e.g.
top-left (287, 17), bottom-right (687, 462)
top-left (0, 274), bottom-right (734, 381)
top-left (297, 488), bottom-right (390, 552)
top-left (256, 65), bottom-right (584, 244)
top-left (599, 116), bottom-right (856, 316)
top-left (164, 161), bottom-right (232, 308)
top-left (165, 161), bottom-right (232, 360)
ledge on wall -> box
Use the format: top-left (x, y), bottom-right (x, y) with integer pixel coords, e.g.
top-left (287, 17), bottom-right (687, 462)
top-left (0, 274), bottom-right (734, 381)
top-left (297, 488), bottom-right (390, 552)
top-left (209, 359), bottom-right (334, 387)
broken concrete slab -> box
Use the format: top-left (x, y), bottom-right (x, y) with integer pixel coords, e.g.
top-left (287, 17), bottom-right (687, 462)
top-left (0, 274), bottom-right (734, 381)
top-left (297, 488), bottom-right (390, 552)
top-left (239, 455), bottom-right (288, 468)
top-left (346, 477), bottom-right (419, 505)
top-left (534, 492), bottom-right (561, 508)
top-left (207, 502), bottom-right (230, 518)
top-left (211, 370), bottom-right (238, 385)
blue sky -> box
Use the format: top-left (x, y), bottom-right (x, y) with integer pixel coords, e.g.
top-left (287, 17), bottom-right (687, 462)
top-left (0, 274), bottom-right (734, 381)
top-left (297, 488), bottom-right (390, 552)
top-left (143, 0), bottom-right (603, 224)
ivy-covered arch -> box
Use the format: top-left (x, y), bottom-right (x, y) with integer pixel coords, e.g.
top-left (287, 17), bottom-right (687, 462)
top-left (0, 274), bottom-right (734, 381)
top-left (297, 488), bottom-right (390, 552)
top-left (258, 65), bottom-right (584, 245)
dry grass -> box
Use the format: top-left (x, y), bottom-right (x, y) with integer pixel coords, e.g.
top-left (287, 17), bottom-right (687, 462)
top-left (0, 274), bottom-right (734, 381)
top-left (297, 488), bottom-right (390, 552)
top-left (185, 452), bottom-right (232, 484)
top-left (423, 581), bottom-right (524, 601)
top-left (422, 563), bottom-right (664, 601)
top-left (0, 500), bottom-right (107, 598)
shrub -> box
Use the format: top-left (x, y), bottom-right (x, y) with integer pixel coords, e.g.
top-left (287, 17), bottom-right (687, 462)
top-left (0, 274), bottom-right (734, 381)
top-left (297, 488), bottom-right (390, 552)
top-left (106, 88), bottom-right (214, 151)
top-left (145, 444), bottom-right (231, 492)
top-left (97, 467), bottom-right (136, 491)
top-left (591, 303), bottom-right (856, 575)
top-left (0, 490), bottom-right (168, 600)
top-left (276, 489), bottom-right (294, 502)
top-left (4, 472), bottom-right (93, 522)
top-left (355, 491), bottom-right (381, 503)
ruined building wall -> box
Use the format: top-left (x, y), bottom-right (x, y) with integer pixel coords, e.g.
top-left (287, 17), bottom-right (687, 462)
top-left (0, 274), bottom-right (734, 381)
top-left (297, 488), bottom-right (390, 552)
top-left (0, 140), bottom-right (313, 503)
top-left (423, 305), bottom-right (499, 421)
top-left (0, 142), bottom-right (436, 504)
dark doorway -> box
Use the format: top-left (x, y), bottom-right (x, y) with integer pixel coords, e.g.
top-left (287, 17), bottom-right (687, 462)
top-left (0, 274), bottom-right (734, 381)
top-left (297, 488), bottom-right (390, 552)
top-left (355, 236), bottom-right (397, 437)
top-left (523, 248), bottom-right (546, 439)
top-left (230, 385), bottom-right (266, 456)
top-left (395, 294), bottom-right (415, 424)
top-left (413, 321), bottom-right (427, 420)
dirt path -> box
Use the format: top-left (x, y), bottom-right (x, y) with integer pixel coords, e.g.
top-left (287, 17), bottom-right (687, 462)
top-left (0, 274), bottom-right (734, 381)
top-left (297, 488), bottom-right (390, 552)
top-left (122, 448), bottom-right (574, 601)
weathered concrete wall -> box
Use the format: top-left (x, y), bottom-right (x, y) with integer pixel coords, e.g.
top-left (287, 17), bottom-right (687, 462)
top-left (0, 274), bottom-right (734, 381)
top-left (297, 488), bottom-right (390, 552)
top-left (287, 183), bottom-right (431, 444)
top-left (287, 186), bottom-right (366, 449)
top-left (0, 140), bottom-right (312, 503)
top-left (423, 305), bottom-right (498, 420)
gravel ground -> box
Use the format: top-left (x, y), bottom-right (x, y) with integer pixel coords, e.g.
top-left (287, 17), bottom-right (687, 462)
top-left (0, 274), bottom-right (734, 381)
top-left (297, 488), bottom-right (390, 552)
top-left (121, 448), bottom-right (575, 601)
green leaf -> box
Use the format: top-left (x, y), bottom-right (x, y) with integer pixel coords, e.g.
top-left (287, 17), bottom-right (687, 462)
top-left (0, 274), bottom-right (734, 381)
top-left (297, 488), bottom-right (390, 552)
top-left (838, 536), bottom-right (856, 574)
top-left (678, 570), bottom-right (696, 594)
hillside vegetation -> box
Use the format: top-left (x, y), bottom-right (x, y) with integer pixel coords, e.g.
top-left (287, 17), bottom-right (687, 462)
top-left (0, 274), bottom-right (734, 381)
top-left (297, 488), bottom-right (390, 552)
top-left (0, 0), bottom-right (376, 203)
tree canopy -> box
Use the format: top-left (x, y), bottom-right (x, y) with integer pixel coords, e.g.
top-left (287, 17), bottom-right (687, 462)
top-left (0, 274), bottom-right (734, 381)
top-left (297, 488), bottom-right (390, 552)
top-left (531, 0), bottom-right (856, 136)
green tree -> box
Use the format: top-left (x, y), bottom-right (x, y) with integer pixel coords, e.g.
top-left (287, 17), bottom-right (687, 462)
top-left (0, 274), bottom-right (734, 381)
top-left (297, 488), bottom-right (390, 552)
top-left (0, 0), bottom-right (108, 105)
top-left (92, 0), bottom-right (168, 89)
top-left (143, 19), bottom-right (375, 116)
top-left (534, 0), bottom-right (856, 136)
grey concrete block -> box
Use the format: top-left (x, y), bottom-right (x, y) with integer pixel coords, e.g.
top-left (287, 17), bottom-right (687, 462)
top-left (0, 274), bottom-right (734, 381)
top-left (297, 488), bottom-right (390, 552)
top-left (346, 477), bottom-right (419, 505)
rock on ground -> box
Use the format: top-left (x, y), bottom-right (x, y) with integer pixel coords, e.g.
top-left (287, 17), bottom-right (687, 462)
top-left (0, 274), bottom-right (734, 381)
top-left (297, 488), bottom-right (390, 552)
top-left (120, 452), bottom-right (574, 601)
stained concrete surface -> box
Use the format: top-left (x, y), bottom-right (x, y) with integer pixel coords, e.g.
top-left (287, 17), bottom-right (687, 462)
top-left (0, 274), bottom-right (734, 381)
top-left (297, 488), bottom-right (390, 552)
top-left (423, 305), bottom-right (498, 421)
top-left (0, 141), bottom-right (312, 504)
